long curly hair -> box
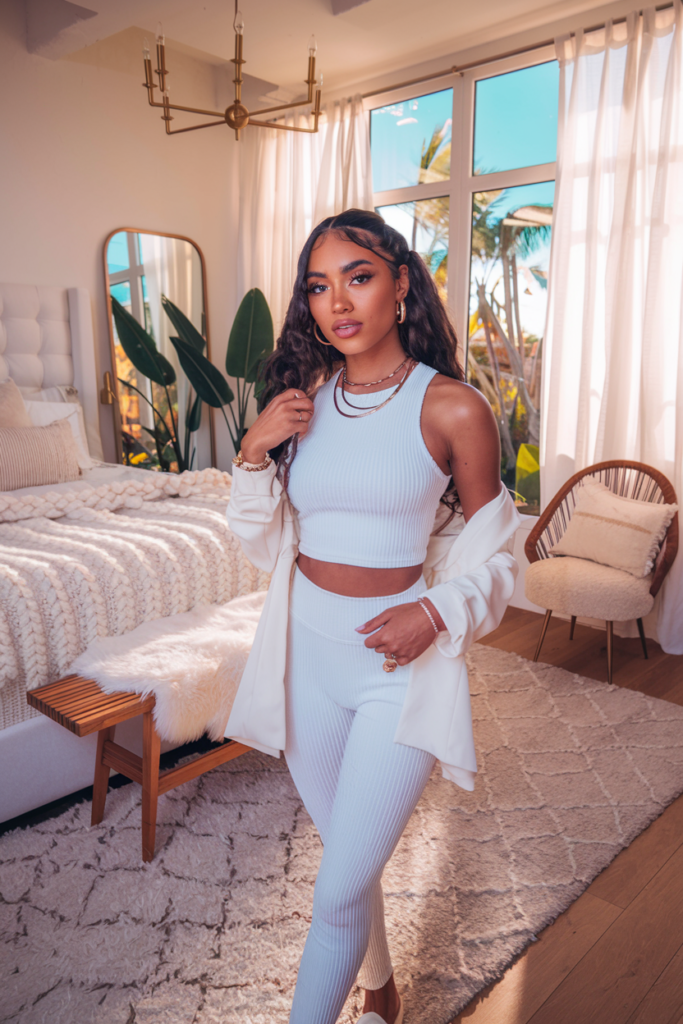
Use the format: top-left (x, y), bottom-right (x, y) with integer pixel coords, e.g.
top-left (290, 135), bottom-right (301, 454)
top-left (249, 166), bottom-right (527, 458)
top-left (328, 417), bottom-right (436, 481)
top-left (259, 208), bottom-right (464, 518)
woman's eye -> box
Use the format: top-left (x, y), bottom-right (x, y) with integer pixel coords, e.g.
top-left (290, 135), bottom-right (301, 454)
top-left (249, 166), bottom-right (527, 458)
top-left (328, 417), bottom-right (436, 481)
top-left (351, 273), bottom-right (372, 285)
top-left (308, 283), bottom-right (327, 294)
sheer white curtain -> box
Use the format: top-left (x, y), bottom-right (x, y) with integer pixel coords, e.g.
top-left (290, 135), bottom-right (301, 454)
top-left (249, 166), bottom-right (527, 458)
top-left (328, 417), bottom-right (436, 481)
top-left (139, 234), bottom-right (203, 451)
top-left (236, 95), bottom-right (373, 331)
top-left (542, 3), bottom-right (683, 653)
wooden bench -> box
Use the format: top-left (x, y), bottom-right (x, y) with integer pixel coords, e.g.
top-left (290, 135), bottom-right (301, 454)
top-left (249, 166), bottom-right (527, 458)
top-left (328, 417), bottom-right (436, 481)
top-left (27, 674), bottom-right (250, 861)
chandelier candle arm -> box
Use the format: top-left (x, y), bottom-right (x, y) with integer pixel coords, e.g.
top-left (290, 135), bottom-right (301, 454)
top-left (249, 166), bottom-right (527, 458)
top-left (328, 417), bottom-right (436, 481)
top-left (141, 11), bottom-right (322, 139)
top-left (248, 35), bottom-right (318, 119)
top-left (142, 39), bottom-right (224, 121)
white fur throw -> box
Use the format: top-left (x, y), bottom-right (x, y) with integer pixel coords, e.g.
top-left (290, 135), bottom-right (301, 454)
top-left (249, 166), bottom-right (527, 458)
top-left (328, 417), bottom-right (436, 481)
top-left (71, 591), bottom-right (267, 744)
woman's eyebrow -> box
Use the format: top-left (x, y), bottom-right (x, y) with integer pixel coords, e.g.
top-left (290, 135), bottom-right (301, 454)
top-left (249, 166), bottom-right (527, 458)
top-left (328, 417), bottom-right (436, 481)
top-left (305, 258), bottom-right (374, 281)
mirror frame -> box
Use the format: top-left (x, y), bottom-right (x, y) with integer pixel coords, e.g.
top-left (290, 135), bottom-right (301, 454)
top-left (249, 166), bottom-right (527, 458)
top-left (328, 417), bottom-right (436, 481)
top-left (102, 226), bottom-right (216, 468)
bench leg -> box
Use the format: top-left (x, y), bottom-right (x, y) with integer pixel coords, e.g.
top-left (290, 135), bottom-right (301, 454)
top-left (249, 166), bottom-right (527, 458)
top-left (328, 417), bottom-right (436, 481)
top-left (91, 725), bottom-right (116, 826)
top-left (141, 709), bottom-right (161, 862)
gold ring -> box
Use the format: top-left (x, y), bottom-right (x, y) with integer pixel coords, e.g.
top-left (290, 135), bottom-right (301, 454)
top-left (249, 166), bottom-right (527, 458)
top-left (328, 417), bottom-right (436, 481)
top-left (383, 653), bottom-right (398, 673)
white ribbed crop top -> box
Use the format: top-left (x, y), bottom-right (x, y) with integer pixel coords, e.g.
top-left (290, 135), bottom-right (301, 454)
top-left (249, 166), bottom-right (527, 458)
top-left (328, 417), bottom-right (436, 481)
top-left (287, 361), bottom-right (450, 568)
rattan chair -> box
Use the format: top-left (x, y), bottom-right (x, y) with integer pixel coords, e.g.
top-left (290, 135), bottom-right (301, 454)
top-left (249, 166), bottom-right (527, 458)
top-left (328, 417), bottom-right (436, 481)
top-left (524, 461), bottom-right (678, 684)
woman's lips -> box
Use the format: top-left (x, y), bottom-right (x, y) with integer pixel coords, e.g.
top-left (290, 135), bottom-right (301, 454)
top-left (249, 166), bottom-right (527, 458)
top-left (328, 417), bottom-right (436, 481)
top-left (332, 320), bottom-right (362, 339)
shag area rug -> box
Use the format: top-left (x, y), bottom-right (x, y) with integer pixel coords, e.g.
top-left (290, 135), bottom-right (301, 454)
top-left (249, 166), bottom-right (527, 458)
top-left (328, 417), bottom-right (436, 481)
top-left (3, 645), bottom-right (683, 1024)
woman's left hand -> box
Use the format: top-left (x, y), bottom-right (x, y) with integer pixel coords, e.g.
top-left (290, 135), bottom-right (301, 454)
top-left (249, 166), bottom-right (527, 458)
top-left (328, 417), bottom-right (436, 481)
top-left (355, 599), bottom-right (445, 666)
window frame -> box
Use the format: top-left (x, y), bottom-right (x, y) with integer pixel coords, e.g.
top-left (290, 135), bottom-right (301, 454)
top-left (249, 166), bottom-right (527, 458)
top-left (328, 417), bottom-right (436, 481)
top-left (365, 43), bottom-right (558, 362)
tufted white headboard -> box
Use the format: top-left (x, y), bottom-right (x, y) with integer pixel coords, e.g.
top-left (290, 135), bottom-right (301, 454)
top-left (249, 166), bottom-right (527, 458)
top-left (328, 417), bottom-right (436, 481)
top-left (0, 284), bottom-right (103, 460)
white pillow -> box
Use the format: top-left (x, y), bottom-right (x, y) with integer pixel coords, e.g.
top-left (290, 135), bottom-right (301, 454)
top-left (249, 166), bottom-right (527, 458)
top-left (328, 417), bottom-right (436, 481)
top-left (24, 400), bottom-right (93, 471)
top-left (550, 476), bottom-right (677, 578)
top-left (20, 384), bottom-right (80, 404)
top-left (0, 378), bottom-right (32, 428)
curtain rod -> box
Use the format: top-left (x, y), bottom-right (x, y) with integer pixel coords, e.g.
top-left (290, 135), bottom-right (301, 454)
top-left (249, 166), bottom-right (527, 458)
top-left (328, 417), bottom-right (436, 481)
top-left (362, 1), bottom-right (674, 99)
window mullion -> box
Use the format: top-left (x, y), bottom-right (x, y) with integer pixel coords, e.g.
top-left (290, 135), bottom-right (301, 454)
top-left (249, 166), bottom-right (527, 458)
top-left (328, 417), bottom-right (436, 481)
top-left (444, 70), bottom-right (474, 364)
top-left (373, 181), bottom-right (450, 207)
top-left (467, 163), bottom-right (557, 193)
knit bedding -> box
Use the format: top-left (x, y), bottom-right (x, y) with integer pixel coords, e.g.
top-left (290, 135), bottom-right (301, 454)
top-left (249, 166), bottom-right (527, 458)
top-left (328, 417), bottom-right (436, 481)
top-left (0, 468), bottom-right (270, 731)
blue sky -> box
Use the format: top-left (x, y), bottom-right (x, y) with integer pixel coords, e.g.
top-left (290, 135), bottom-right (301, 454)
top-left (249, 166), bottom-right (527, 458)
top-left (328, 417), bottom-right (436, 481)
top-left (473, 61), bottom-right (559, 176)
top-left (486, 180), bottom-right (556, 222)
top-left (370, 88), bottom-right (453, 193)
top-left (370, 62), bottom-right (559, 193)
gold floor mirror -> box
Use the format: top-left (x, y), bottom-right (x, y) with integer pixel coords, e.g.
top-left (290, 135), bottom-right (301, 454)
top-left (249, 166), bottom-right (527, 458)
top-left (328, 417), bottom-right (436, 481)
top-left (103, 228), bottom-right (216, 470)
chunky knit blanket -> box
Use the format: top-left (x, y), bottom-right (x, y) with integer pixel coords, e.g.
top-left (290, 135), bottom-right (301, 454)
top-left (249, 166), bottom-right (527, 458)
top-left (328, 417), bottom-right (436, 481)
top-left (0, 469), bottom-right (270, 731)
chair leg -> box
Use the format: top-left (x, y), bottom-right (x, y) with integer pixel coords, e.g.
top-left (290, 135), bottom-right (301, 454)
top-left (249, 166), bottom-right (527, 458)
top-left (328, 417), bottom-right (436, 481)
top-left (141, 710), bottom-right (161, 863)
top-left (91, 725), bottom-right (115, 826)
top-left (569, 615), bottom-right (577, 640)
top-left (533, 609), bottom-right (553, 662)
top-left (606, 621), bottom-right (614, 685)
top-left (636, 618), bottom-right (649, 660)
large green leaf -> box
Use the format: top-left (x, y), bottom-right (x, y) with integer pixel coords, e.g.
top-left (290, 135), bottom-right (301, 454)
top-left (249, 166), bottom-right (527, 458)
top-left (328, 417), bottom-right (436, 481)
top-left (161, 295), bottom-right (206, 352)
top-left (226, 288), bottom-right (274, 383)
top-left (187, 393), bottom-right (202, 433)
top-left (167, 336), bottom-right (234, 407)
top-left (110, 296), bottom-right (176, 386)
top-left (515, 443), bottom-right (540, 507)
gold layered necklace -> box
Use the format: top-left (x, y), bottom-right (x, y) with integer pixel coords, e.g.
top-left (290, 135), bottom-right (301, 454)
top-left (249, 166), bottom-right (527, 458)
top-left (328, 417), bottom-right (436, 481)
top-left (333, 358), bottom-right (416, 419)
top-left (343, 358), bottom-right (407, 387)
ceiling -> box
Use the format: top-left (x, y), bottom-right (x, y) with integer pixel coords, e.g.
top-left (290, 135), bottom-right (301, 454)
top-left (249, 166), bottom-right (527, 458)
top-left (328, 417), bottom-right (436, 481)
top-left (32, 0), bottom-right (630, 93)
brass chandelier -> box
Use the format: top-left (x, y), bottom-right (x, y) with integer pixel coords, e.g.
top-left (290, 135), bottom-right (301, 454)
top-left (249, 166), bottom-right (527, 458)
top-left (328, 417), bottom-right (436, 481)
top-left (142, 3), bottom-right (322, 140)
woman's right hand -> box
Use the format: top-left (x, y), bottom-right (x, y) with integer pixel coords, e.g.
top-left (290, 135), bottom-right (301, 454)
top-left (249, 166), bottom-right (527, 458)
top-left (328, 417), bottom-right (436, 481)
top-left (240, 388), bottom-right (314, 464)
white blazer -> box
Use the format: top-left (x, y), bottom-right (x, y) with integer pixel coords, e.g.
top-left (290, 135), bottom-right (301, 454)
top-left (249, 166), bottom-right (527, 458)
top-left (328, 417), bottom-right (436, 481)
top-left (225, 461), bottom-right (521, 790)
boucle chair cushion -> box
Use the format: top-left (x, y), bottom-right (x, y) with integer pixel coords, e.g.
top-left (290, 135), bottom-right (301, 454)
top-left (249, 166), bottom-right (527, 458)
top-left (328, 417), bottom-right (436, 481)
top-left (0, 419), bottom-right (81, 491)
top-left (550, 477), bottom-right (677, 577)
top-left (0, 378), bottom-right (32, 428)
top-left (525, 556), bottom-right (655, 621)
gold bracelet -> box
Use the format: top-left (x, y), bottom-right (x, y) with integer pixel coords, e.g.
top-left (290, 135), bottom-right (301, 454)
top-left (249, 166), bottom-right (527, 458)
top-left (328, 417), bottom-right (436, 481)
top-left (232, 450), bottom-right (273, 472)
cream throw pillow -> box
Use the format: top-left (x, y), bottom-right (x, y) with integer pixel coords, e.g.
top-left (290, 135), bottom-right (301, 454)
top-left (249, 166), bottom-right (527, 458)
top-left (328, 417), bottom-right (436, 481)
top-left (550, 477), bottom-right (677, 578)
top-left (0, 420), bottom-right (81, 491)
top-left (24, 400), bottom-right (93, 470)
top-left (0, 378), bottom-right (32, 428)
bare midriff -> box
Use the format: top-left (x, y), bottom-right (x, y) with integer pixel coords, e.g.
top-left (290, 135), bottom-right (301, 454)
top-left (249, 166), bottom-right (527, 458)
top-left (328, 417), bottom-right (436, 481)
top-left (296, 553), bottom-right (424, 597)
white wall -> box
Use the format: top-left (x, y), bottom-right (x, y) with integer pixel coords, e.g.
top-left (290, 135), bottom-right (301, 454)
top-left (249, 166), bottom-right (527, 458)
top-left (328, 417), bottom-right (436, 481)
top-left (0, 3), bottom-right (240, 468)
top-left (323, 0), bottom-right (648, 103)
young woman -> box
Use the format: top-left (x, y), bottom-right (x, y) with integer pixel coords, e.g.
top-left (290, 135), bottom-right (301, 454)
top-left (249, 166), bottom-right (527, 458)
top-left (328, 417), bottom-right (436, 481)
top-left (226, 209), bottom-right (520, 1024)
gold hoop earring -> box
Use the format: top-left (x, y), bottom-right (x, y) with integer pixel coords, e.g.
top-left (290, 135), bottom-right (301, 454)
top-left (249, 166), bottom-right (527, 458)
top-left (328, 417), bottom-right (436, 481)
top-left (396, 300), bottom-right (406, 324)
top-left (314, 323), bottom-right (333, 346)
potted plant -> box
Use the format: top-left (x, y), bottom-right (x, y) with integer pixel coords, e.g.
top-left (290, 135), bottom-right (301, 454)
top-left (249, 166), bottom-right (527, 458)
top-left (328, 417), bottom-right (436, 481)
top-left (110, 288), bottom-right (274, 470)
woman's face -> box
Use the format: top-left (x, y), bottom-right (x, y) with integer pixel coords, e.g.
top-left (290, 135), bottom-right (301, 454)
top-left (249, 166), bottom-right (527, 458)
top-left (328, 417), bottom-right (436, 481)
top-left (306, 231), bottom-right (409, 356)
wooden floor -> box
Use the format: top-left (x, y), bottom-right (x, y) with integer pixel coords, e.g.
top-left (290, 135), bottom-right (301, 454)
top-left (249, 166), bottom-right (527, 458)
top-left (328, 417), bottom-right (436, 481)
top-left (450, 607), bottom-right (683, 1024)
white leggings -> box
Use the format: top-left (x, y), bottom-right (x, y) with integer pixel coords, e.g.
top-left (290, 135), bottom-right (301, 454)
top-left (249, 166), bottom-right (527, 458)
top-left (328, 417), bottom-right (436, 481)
top-left (285, 567), bottom-right (436, 1024)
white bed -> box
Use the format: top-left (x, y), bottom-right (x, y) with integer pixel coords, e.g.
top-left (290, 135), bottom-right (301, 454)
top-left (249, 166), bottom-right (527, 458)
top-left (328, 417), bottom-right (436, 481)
top-left (0, 284), bottom-right (263, 824)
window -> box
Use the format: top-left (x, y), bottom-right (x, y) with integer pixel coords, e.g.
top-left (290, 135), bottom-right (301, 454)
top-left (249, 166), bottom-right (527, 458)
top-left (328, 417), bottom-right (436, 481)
top-left (369, 55), bottom-right (560, 514)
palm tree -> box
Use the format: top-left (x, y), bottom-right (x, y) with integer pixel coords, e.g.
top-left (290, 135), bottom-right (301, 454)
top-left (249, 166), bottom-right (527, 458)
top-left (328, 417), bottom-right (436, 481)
top-left (469, 193), bottom-right (551, 470)
top-left (407, 124), bottom-right (451, 295)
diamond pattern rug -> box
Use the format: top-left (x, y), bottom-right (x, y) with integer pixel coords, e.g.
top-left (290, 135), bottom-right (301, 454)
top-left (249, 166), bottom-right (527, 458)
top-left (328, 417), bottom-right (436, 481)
top-left (2, 644), bottom-right (683, 1024)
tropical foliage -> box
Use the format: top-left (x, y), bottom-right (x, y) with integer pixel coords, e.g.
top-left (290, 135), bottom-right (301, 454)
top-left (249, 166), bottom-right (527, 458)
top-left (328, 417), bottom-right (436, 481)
top-left (111, 288), bottom-right (274, 471)
top-left (411, 124), bottom-right (451, 298)
top-left (467, 190), bottom-right (551, 511)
